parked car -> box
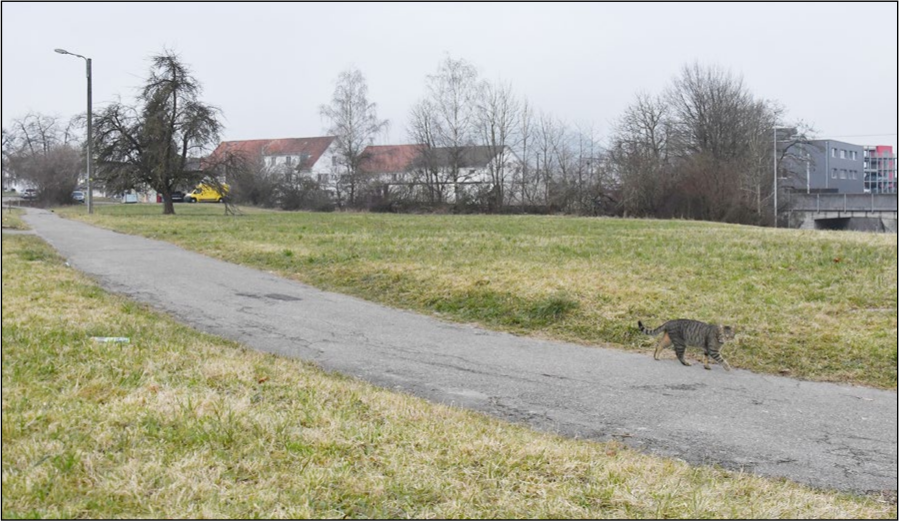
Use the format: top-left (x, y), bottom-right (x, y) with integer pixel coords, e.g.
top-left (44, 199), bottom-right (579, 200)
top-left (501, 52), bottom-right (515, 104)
top-left (170, 190), bottom-right (185, 203)
top-left (183, 183), bottom-right (230, 203)
top-left (72, 190), bottom-right (85, 204)
top-left (22, 188), bottom-right (37, 200)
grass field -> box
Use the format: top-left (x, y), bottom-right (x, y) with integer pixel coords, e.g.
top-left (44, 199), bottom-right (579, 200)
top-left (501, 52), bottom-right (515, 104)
top-left (3, 233), bottom-right (896, 518)
top-left (59, 204), bottom-right (898, 389)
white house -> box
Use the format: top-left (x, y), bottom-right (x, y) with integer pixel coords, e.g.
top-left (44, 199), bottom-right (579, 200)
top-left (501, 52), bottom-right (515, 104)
top-left (359, 144), bottom-right (524, 204)
top-left (210, 136), bottom-right (341, 188)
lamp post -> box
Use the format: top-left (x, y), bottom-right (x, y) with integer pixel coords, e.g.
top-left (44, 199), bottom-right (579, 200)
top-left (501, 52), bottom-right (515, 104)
top-left (55, 48), bottom-right (92, 214)
top-left (772, 126), bottom-right (797, 228)
top-left (805, 147), bottom-right (811, 195)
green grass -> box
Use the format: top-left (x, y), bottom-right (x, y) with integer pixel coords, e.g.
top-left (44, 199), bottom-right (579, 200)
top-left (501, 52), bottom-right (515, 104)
top-left (1, 208), bottom-right (28, 230)
top-left (3, 232), bottom-right (896, 518)
top-left (58, 204), bottom-right (898, 389)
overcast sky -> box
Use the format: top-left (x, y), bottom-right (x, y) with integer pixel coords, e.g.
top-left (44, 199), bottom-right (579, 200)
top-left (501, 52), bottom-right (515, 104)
top-left (3, 2), bottom-right (897, 151)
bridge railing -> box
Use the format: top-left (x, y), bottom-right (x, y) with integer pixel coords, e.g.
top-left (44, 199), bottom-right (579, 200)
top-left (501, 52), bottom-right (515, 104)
top-left (788, 193), bottom-right (898, 213)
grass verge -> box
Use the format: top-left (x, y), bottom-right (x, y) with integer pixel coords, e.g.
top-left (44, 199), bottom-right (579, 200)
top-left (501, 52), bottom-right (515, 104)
top-left (2, 232), bottom-right (896, 518)
top-left (58, 204), bottom-right (898, 389)
top-left (1, 208), bottom-right (28, 230)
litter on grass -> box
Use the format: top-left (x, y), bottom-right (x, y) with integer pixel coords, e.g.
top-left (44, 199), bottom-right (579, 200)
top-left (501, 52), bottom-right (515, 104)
top-left (91, 337), bottom-right (131, 344)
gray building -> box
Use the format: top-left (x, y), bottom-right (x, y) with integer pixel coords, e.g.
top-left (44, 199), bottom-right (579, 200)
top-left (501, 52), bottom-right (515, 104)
top-left (783, 139), bottom-right (865, 194)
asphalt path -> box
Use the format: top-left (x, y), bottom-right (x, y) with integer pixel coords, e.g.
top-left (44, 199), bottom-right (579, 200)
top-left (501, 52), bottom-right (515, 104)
top-left (17, 208), bottom-right (898, 495)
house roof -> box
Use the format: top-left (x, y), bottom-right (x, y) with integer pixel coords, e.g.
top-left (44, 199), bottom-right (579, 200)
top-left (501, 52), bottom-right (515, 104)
top-left (427, 146), bottom-right (505, 169)
top-left (211, 136), bottom-right (336, 167)
top-left (359, 145), bottom-right (426, 174)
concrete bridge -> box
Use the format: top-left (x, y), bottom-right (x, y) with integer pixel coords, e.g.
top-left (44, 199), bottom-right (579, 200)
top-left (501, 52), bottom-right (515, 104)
top-left (787, 193), bottom-right (898, 232)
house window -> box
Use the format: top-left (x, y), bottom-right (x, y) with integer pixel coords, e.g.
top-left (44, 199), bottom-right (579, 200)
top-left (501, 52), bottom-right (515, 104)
top-left (832, 168), bottom-right (837, 179)
top-left (331, 155), bottom-right (338, 166)
top-left (840, 150), bottom-right (846, 159)
top-left (299, 153), bottom-right (311, 170)
top-left (832, 148), bottom-right (837, 158)
top-left (285, 156), bottom-right (293, 166)
top-left (317, 174), bottom-right (330, 184)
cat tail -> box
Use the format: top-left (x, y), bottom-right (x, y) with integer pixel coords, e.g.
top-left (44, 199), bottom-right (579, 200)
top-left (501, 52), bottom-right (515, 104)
top-left (638, 321), bottom-right (665, 336)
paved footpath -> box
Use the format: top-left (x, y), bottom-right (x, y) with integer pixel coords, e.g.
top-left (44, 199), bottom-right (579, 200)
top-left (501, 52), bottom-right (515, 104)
top-left (19, 208), bottom-right (897, 494)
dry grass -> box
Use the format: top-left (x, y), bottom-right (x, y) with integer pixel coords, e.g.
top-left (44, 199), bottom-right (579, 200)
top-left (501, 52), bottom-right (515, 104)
top-left (59, 204), bottom-right (899, 389)
top-left (2, 233), bottom-right (897, 519)
top-left (1, 208), bottom-right (28, 230)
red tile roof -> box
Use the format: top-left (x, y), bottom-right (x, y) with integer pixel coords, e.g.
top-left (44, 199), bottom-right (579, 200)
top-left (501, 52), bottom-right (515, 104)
top-left (359, 144), bottom-right (426, 174)
top-left (211, 137), bottom-right (336, 169)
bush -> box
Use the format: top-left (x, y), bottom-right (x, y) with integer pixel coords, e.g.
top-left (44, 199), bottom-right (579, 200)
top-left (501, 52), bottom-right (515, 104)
top-left (278, 178), bottom-right (334, 212)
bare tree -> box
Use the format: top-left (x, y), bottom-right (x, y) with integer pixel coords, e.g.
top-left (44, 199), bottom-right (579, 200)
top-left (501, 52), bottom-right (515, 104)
top-left (607, 93), bottom-right (673, 216)
top-left (740, 100), bottom-right (786, 223)
top-left (227, 153), bottom-right (279, 208)
top-left (534, 112), bottom-right (559, 210)
top-left (572, 123), bottom-right (610, 215)
top-left (667, 63), bottom-right (755, 163)
top-left (474, 79), bottom-right (520, 210)
top-left (605, 63), bottom-right (809, 225)
top-left (320, 67), bottom-right (389, 208)
top-left (1, 127), bottom-right (12, 189)
top-left (549, 119), bottom-right (580, 212)
top-left (4, 114), bottom-right (82, 205)
top-left (93, 51), bottom-right (225, 215)
top-left (427, 56), bottom-right (479, 204)
top-left (514, 98), bottom-right (541, 207)
top-left (408, 98), bottom-right (448, 204)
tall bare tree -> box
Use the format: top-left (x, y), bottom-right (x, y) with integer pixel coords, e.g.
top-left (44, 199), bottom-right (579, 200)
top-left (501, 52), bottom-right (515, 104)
top-left (514, 98), bottom-right (541, 207)
top-left (408, 98), bottom-right (447, 204)
top-left (320, 67), bottom-right (389, 208)
top-left (474, 79), bottom-right (520, 210)
top-left (427, 56), bottom-right (479, 204)
top-left (93, 51), bottom-right (224, 215)
top-left (572, 123), bottom-right (609, 214)
top-left (534, 113), bottom-right (563, 209)
top-left (607, 93), bottom-right (673, 216)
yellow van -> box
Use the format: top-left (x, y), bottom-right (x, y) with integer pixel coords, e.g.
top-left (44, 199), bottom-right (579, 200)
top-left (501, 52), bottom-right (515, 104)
top-left (184, 183), bottom-right (229, 203)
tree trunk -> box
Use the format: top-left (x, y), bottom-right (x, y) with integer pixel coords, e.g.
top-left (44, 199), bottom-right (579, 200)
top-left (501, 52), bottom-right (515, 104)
top-left (160, 186), bottom-right (175, 215)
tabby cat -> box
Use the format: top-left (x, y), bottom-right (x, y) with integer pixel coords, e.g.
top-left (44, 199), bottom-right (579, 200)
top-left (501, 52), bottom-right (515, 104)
top-left (638, 319), bottom-right (734, 371)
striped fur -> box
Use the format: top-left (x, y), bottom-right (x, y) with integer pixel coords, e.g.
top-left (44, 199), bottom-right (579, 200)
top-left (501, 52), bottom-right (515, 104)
top-left (639, 319), bottom-right (734, 371)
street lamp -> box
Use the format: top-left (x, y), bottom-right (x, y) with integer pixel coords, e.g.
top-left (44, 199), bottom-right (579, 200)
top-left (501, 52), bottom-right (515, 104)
top-left (55, 48), bottom-right (93, 214)
top-left (772, 126), bottom-right (797, 228)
